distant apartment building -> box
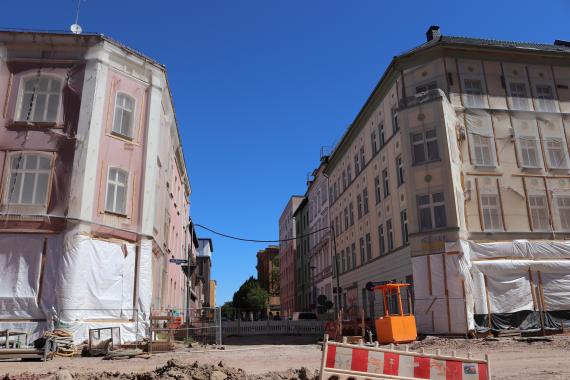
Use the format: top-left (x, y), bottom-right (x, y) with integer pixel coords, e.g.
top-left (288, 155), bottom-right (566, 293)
top-left (256, 245), bottom-right (280, 315)
top-left (293, 197), bottom-right (311, 311)
top-left (196, 238), bottom-right (214, 307)
top-left (0, 30), bottom-right (194, 342)
top-left (278, 196), bottom-right (303, 317)
top-left (322, 26), bottom-right (570, 334)
top-left (307, 157), bottom-right (333, 310)
top-left (209, 280), bottom-right (216, 308)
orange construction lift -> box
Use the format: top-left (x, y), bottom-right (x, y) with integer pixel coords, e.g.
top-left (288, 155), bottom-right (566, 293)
top-left (369, 283), bottom-right (417, 344)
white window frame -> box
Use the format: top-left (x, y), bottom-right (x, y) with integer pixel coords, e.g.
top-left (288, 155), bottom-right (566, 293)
top-left (417, 192), bottom-right (447, 231)
top-left (555, 195), bottom-right (570, 231)
top-left (105, 167), bottom-right (129, 216)
top-left (462, 77), bottom-right (485, 108)
top-left (411, 129), bottom-right (440, 164)
top-left (396, 156), bottom-right (405, 186)
top-left (112, 92), bottom-right (136, 139)
top-left (470, 132), bottom-right (496, 167)
top-left (3, 151), bottom-right (54, 208)
top-left (508, 81), bottom-right (531, 111)
top-left (535, 84), bottom-right (557, 113)
top-left (16, 74), bottom-right (63, 123)
top-left (545, 138), bottom-right (569, 170)
top-left (480, 191), bottom-right (503, 231)
top-left (517, 136), bottom-right (542, 169)
top-left (528, 194), bottom-right (551, 231)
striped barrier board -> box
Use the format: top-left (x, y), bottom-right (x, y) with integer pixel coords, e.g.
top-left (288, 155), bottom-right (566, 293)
top-left (320, 335), bottom-right (490, 380)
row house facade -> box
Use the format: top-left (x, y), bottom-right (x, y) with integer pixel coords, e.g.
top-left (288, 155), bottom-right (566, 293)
top-left (0, 30), bottom-right (195, 342)
top-left (323, 26), bottom-right (570, 333)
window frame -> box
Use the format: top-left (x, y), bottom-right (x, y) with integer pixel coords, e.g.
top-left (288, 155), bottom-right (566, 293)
top-left (417, 192), bottom-right (447, 231)
top-left (517, 136), bottom-right (542, 169)
top-left (545, 138), bottom-right (569, 170)
top-left (411, 129), bottom-right (440, 165)
top-left (401, 209), bottom-right (409, 244)
top-left (535, 84), bottom-right (557, 113)
top-left (396, 155), bottom-right (405, 186)
top-left (2, 151), bottom-right (54, 208)
top-left (382, 169), bottom-right (390, 198)
top-left (507, 81), bottom-right (531, 111)
top-left (480, 192), bottom-right (503, 231)
top-left (462, 77), bottom-right (485, 108)
top-left (105, 166), bottom-right (129, 216)
top-left (528, 194), bottom-right (551, 232)
top-left (387, 219), bottom-right (394, 251)
top-left (469, 132), bottom-right (496, 167)
top-left (15, 74), bottom-right (64, 124)
top-left (111, 92), bottom-right (136, 140)
top-left (555, 195), bottom-right (570, 231)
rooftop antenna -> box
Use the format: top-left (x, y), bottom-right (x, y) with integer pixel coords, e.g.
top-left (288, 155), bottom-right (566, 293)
top-left (70, 0), bottom-right (84, 34)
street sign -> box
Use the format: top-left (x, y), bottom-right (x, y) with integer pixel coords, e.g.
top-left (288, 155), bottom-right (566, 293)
top-left (169, 258), bottom-right (188, 265)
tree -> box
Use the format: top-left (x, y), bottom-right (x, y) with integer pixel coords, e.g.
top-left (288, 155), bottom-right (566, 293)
top-left (232, 276), bottom-right (269, 312)
top-left (270, 255), bottom-right (280, 296)
top-left (221, 301), bottom-right (236, 319)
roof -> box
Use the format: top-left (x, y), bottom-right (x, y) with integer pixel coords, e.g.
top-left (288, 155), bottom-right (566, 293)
top-left (325, 31), bottom-right (570, 173)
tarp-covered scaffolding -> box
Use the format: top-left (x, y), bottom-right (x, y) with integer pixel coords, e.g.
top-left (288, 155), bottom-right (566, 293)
top-left (0, 233), bottom-right (152, 343)
top-left (413, 239), bottom-right (570, 335)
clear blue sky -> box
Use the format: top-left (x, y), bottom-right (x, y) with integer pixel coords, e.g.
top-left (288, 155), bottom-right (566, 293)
top-left (3, 1), bottom-right (569, 304)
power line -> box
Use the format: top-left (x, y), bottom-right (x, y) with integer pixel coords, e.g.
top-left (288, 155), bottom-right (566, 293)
top-left (194, 223), bottom-right (329, 243)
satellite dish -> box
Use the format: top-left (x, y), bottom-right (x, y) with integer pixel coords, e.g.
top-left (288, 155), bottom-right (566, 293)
top-left (70, 23), bottom-right (82, 35)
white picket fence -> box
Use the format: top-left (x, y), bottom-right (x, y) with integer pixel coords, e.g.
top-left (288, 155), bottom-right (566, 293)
top-left (222, 320), bottom-right (325, 337)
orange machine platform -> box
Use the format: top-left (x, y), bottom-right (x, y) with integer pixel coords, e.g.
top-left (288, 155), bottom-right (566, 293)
top-left (371, 283), bottom-right (417, 344)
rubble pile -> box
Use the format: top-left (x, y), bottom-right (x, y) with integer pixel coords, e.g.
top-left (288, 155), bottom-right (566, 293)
top-left (2, 360), bottom-right (320, 380)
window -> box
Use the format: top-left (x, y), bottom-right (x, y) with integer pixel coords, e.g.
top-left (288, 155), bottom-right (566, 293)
top-left (371, 130), bottom-right (378, 153)
top-left (417, 192), bottom-right (447, 231)
top-left (545, 138), bottom-right (568, 169)
top-left (480, 193), bottom-right (503, 231)
top-left (351, 243), bottom-right (356, 269)
top-left (392, 109), bottom-right (399, 133)
top-left (360, 146), bottom-right (366, 168)
top-left (349, 202), bottom-right (355, 226)
top-left (396, 156), bottom-right (405, 186)
top-left (363, 188), bottom-right (369, 215)
top-left (335, 215), bottom-right (340, 235)
top-left (341, 249), bottom-right (346, 273)
top-left (382, 169), bottom-right (390, 198)
top-left (342, 170), bottom-right (347, 190)
top-left (463, 78), bottom-right (485, 108)
top-left (347, 165), bottom-right (352, 183)
top-left (401, 209), bottom-right (409, 244)
top-left (5, 153), bottom-right (52, 205)
top-left (535, 84), bottom-right (556, 112)
top-left (415, 81), bottom-right (437, 94)
top-left (509, 82), bottom-right (530, 110)
top-left (470, 133), bottom-right (496, 167)
top-left (366, 233), bottom-right (372, 261)
top-left (112, 93), bottom-right (135, 138)
top-left (378, 225), bottom-right (385, 256)
top-left (379, 123), bottom-right (386, 146)
top-left (518, 136), bottom-right (541, 168)
top-left (346, 247), bottom-right (351, 270)
top-left (18, 76), bottom-right (62, 123)
top-left (412, 130), bottom-right (440, 164)
top-left (387, 219), bottom-right (394, 251)
top-left (359, 237), bottom-right (365, 265)
top-left (344, 207), bottom-right (349, 230)
top-left (357, 194), bottom-right (363, 219)
top-left (354, 154), bottom-right (360, 175)
top-left (374, 176), bottom-right (381, 204)
top-left (528, 195), bottom-right (550, 231)
top-left (555, 196), bottom-right (570, 230)
top-left (106, 167), bottom-right (128, 215)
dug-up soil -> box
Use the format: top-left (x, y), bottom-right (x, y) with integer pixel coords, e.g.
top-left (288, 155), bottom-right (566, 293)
top-left (1, 359), bottom-right (319, 380)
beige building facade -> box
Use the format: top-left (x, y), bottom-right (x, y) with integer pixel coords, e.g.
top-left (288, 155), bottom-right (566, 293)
top-left (324, 26), bottom-right (570, 333)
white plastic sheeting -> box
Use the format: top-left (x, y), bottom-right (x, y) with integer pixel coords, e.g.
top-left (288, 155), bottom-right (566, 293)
top-left (0, 232), bottom-right (153, 344)
top-left (412, 239), bottom-right (570, 334)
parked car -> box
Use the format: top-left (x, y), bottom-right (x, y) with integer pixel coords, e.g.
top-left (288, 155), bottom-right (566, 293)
top-left (291, 312), bottom-right (318, 320)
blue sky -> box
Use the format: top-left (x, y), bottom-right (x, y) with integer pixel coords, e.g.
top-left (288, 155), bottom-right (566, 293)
top-left (3, 1), bottom-right (569, 304)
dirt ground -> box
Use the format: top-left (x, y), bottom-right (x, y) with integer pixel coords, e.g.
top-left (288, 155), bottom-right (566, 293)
top-left (1, 335), bottom-right (570, 379)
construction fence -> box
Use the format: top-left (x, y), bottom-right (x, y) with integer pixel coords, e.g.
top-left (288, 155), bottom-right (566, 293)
top-left (222, 319), bottom-right (325, 337)
top-left (150, 307), bottom-right (222, 347)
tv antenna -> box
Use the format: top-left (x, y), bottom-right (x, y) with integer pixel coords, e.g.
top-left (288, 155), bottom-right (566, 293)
top-left (70, 0), bottom-right (84, 34)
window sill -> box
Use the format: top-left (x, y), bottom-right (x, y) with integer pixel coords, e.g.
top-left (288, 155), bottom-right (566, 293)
top-left (7, 121), bottom-right (63, 129)
top-left (412, 159), bottom-right (441, 167)
top-left (104, 210), bottom-right (128, 218)
top-left (109, 132), bottom-right (135, 143)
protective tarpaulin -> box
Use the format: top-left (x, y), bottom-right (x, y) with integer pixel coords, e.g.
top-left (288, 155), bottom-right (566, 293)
top-left (0, 232), bottom-right (153, 343)
top-left (412, 239), bottom-right (570, 335)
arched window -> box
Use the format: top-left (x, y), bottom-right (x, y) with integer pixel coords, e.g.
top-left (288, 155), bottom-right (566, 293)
top-left (5, 153), bottom-right (53, 205)
top-left (18, 76), bottom-right (62, 123)
top-left (105, 167), bottom-right (128, 215)
top-left (112, 93), bottom-right (135, 139)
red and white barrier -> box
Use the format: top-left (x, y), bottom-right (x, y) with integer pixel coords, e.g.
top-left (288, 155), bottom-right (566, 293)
top-left (320, 336), bottom-right (490, 380)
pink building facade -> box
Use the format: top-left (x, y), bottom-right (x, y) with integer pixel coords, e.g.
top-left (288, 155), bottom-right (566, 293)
top-left (0, 30), bottom-right (193, 342)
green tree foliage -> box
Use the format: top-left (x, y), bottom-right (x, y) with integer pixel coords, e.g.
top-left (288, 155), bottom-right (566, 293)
top-left (232, 276), bottom-right (269, 311)
top-left (221, 301), bottom-right (236, 318)
top-left (270, 255), bottom-right (280, 296)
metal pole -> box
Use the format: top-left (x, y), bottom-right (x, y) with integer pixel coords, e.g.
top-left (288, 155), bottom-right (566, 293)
top-left (186, 221), bottom-right (192, 344)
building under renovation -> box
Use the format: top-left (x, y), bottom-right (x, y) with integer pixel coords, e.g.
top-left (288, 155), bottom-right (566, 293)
top-left (289, 26), bottom-right (570, 334)
top-left (0, 30), bottom-right (196, 342)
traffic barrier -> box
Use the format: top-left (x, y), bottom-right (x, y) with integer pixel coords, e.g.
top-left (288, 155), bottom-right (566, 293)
top-left (319, 335), bottom-right (490, 380)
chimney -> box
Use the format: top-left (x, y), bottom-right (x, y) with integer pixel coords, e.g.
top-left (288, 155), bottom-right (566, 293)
top-left (426, 25), bottom-right (441, 42)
